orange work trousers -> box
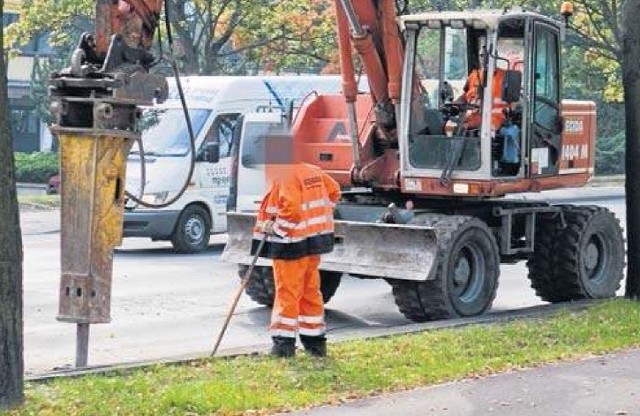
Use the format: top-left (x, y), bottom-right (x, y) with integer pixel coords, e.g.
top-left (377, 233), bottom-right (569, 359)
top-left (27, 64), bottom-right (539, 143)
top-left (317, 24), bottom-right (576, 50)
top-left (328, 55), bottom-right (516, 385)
top-left (270, 255), bottom-right (325, 338)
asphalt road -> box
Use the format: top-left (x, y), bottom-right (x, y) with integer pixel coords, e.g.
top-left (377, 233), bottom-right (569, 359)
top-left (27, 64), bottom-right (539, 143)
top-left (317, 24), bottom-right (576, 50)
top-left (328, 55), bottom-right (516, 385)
top-left (20, 186), bottom-right (626, 375)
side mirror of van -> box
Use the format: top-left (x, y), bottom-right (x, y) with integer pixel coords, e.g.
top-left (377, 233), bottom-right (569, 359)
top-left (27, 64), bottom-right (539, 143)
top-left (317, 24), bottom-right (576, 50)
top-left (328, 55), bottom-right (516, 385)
top-left (201, 142), bottom-right (220, 164)
top-left (502, 70), bottom-right (522, 104)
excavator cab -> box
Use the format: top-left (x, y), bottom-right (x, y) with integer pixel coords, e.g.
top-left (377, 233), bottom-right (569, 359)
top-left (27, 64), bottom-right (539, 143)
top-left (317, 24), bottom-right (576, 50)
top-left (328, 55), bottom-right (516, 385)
top-left (399, 10), bottom-right (582, 196)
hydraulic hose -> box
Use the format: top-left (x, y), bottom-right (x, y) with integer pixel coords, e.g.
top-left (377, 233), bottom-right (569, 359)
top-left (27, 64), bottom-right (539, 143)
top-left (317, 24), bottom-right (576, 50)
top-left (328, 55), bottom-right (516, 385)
top-left (124, 0), bottom-right (198, 209)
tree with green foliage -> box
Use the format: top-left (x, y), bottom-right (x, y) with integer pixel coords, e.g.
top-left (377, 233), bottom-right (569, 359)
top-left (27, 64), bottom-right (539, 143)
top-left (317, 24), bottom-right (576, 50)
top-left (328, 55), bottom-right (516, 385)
top-left (0, 0), bottom-right (25, 408)
top-left (5, 0), bottom-right (336, 75)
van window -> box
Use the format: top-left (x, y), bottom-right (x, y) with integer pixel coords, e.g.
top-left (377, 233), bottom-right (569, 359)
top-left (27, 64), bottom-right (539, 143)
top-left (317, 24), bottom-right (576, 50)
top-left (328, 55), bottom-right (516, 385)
top-left (203, 114), bottom-right (239, 158)
top-left (138, 108), bottom-right (211, 156)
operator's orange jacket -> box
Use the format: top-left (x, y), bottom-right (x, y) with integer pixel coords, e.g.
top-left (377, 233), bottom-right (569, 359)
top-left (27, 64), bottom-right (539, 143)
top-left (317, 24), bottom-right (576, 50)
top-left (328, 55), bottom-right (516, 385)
top-left (463, 68), bottom-right (507, 130)
top-left (251, 163), bottom-right (341, 260)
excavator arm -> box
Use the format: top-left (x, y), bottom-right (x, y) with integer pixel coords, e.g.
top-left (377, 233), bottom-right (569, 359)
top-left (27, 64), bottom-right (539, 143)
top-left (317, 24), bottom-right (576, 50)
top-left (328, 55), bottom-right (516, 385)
top-left (65, 0), bottom-right (165, 79)
top-left (96, 0), bottom-right (163, 54)
top-left (334, 0), bottom-right (404, 141)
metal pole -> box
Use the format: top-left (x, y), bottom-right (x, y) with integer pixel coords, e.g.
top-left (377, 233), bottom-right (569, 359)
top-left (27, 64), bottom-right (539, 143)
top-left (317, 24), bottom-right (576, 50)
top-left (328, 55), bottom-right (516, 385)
top-left (338, 0), bottom-right (365, 37)
top-left (347, 102), bottom-right (361, 170)
top-left (76, 323), bottom-right (90, 367)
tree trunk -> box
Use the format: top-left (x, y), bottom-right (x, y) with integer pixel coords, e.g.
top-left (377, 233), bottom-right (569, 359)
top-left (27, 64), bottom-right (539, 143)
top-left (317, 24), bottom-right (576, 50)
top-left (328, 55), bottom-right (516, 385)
top-left (0, 0), bottom-right (25, 408)
top-left (622, 0), bottom-right (640, 299)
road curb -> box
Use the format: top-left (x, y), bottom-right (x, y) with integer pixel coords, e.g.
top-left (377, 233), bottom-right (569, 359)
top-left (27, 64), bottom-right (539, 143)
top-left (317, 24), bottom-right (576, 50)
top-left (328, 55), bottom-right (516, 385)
top-left (19, 203), bottom-right (59, 211)
top-left (26, 299), bottom-right (598, 382)
top-left (16, 182), bottom-right (48, 190)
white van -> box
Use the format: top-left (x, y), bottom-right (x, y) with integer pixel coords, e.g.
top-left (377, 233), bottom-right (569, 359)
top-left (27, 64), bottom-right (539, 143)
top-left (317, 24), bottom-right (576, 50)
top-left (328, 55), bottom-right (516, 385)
top-left (123, 75), bottom-right (343, 253)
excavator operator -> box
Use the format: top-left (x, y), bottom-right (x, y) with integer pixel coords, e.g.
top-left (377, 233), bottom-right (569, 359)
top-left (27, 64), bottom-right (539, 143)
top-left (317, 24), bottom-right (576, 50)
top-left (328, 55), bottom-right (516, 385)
top-left (456, 47), bottom-right (508, 132)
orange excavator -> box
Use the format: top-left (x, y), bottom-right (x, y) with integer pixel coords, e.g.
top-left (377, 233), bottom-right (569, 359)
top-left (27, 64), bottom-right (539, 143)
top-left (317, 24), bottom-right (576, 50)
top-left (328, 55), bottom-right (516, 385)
top-left (222, 1), bottom-right (625, 321)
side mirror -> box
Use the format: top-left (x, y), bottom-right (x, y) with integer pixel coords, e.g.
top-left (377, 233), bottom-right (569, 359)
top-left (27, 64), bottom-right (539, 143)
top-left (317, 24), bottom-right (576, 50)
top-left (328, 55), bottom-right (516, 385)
top-left (241, 154), bottom-right (255, 168)
top-left (502, 70), bottom-right (522, 103)
top-left (200, 142), bottom-right (220, 164)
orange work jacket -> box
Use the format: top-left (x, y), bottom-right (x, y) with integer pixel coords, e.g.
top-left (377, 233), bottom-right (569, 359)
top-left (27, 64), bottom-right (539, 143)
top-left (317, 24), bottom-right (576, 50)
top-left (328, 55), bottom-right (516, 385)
top-left (464, 68), bottom-right (507, 130)
top-left (251, 163), bottom-right (341, 260)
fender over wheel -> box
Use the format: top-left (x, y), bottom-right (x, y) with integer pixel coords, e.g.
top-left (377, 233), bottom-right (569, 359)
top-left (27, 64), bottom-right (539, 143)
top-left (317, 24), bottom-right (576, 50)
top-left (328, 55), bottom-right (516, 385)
top-left (527, 205), bottom-right (624, 302)
top-left (389, 215), bottom-right (500, 322)
top-left (239, 265), bottom-right (343, 307)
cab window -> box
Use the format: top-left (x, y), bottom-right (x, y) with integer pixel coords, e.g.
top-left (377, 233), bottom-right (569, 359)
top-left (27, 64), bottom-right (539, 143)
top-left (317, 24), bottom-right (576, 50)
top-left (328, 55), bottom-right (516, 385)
top-left (533, 25), bottom-right (560, 131)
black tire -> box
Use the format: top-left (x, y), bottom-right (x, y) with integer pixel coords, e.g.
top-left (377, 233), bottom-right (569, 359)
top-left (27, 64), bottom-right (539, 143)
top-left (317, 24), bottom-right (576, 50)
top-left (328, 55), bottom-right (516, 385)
top-left (241, 265), bottom-right (276, 307)
top-left (170, 205), bottom-right (211, 253)
top-left (319, 271), bottom-right (342, 304)
top-left (527, 206), bottom-right (624, 302)
top-left (389, 215), bottom-right (500, 322)
top-left (239, 265), bottom-right (343, 307)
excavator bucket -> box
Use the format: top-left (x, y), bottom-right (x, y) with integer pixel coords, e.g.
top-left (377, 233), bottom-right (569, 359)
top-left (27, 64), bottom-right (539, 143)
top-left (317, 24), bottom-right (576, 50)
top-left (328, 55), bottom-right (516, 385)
top-left (222, 213), bottom-right (439, 281)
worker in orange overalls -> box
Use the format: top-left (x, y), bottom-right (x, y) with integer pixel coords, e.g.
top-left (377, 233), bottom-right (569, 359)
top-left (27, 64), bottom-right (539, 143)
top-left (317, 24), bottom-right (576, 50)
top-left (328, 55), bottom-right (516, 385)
top-left (252, 163), bottom-right (341, 358)
top-left (457, 48), bottom-right (508, 132)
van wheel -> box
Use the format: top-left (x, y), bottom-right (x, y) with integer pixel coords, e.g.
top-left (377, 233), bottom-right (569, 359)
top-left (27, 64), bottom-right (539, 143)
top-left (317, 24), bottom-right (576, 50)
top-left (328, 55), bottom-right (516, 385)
top-left (171, 205), bottom-right (211, 253)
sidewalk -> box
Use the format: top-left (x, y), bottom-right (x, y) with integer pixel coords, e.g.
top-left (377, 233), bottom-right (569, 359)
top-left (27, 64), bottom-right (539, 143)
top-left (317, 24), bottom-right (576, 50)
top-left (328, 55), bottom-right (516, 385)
top-left (288, 350), bottom-right (640, 416)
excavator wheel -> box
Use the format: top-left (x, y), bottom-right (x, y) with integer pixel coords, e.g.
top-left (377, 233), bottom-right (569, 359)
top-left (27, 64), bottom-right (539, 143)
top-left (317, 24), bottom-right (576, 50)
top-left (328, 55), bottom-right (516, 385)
top-left (389, 215), bottom-right (500, 322)
top-left (240, 265), bottom-right (276, 307)
top-left (238, 265), bottom-right (343, 307)
top-left (527, 205), bottom-right (624, 302)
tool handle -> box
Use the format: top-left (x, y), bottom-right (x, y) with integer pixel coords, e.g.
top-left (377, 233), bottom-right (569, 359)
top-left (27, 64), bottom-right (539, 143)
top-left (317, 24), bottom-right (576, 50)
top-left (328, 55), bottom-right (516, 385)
top-left (211, 235), bottom-right (267, 356)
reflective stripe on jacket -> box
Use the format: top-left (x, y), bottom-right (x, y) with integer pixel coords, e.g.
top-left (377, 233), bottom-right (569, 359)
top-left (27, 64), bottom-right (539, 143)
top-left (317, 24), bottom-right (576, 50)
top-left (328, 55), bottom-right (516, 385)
top-left (464, 68), bottom-right (507, 130)
top-left (251, 163), bottom-right (341, 260)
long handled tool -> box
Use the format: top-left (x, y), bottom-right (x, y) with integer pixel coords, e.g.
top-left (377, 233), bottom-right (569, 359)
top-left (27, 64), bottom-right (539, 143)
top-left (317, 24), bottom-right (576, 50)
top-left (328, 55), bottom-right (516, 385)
top-left (211, 235), bottom-right (267, 356)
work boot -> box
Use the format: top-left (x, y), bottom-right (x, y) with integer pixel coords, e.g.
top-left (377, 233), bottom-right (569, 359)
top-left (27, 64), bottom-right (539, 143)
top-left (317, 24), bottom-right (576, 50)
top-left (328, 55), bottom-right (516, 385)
top-left (271, 336), bottom-right (296, 358)
top-left (300, 335), bottom-right (327, 357)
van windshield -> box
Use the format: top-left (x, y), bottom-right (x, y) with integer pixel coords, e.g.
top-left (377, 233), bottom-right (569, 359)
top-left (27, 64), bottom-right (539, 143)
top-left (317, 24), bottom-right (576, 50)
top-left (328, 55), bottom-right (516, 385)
top-left (135, 108), bottom-right (211, 156)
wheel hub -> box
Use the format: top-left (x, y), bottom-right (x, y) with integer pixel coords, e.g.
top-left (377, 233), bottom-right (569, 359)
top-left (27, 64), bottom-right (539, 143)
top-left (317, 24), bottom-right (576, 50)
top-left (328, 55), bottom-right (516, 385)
top-left (585, 241), bottom-right (600, 272)
top-left (453, 256), bottom-right (471, 289)
top-left (450, 244), bottom-right (486, 305)
top-left (185, 217), bottom-right (204, 242)
top-left (584, 234), bottom-right (608, 283)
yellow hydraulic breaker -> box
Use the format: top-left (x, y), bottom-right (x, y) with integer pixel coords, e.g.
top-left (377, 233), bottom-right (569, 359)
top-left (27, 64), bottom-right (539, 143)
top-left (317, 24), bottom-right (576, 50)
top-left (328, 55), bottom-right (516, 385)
top-left (56, 131), bottom-right (134, 325)
top-left (49, 67), bottom-right (167, 367)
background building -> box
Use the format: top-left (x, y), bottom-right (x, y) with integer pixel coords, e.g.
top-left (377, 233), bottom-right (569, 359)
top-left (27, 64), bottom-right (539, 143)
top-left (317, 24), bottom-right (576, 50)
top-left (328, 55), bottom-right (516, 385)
top-left (4, 0), bottom-right (55, 152)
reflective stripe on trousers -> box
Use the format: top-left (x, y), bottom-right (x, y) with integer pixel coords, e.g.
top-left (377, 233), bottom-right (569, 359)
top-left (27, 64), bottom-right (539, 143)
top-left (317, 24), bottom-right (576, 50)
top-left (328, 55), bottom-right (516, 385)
top-left (270, 254), bottom-right (326, 338)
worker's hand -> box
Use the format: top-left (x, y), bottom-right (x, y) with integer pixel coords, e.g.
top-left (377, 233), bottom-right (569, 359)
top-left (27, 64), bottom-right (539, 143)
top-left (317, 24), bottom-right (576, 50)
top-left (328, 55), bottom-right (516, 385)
top-left (263, 220), bottom-right (276, 235)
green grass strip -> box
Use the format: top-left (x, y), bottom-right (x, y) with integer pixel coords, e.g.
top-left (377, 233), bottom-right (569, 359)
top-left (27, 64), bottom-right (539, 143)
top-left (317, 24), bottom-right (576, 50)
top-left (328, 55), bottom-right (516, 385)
top-left (6, 299), bottom-right (640, 415)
